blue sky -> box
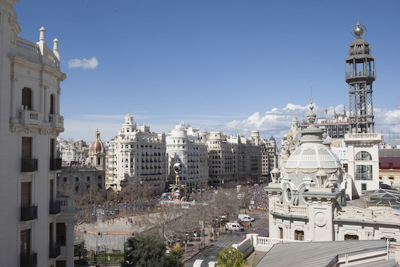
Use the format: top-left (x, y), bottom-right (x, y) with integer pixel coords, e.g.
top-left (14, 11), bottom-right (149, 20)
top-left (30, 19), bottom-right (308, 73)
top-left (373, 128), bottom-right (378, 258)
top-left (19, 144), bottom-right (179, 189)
top-left (14, 0), bottom-right (400, 143)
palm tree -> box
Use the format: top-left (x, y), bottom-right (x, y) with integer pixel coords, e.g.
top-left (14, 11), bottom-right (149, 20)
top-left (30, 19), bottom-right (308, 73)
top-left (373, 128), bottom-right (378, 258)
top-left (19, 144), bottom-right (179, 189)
top-left (124, 233), bottom-right (183, 267)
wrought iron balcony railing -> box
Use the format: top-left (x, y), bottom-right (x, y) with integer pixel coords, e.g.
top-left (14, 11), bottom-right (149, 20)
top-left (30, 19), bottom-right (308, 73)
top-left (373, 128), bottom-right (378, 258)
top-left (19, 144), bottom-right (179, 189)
top-left (20, 205), bottom-right (38, 221)
top-left (21, 158), bottom-right (38, 172)
top-left (20, 251), bottom-right (37, 267)
top-left (49, 158), bottom-right (62, 171)
top-left (49, 242), bottom-right (61, 258)
top-left (49, 200), bottom-right (61, 215)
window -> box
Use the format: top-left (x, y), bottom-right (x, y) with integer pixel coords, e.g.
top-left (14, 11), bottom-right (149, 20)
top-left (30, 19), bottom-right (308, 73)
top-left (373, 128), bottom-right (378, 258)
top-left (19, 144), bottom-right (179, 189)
top-left (279, 227), bottom-right (283, 239)
top-left (355, 165), bottom-right (373, 180)
top-left (285, 188), bottom-right (292, 202)
top-left (21, 137), bottom-right (32, 159)
top-left (22, 87), bottom-right (32, 110)
top-left (361, 183), bottom-right (367, 191)
top-left (355, 151), bottom-right (372, 161)
top-left (389, 163), bottom-right (393, 169)
top-left (294, 230), bottom-right (304, 241)
top-left (344, 234), bottom-right (359, 240)
top-left (21, 229), bottom-right (31, 256)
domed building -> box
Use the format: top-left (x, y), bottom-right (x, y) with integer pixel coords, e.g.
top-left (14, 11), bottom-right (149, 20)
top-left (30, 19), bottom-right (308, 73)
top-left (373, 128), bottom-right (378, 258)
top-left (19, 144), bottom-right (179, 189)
top-left (281, 100), bottom-right (346, 206)
top-left (265, 101), bottom-right (399, 242)
top-left (88, 129), bottom-right (105, 170)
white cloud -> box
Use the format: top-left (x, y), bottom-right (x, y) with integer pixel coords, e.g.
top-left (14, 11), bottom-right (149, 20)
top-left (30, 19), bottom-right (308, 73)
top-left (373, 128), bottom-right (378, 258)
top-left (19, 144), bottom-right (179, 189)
top-left (222, 103), bottom-right (400, 143)
top-left (60, 105), bottom-right (400, 145)
top-left (67, 57), bottom-right (98, 69)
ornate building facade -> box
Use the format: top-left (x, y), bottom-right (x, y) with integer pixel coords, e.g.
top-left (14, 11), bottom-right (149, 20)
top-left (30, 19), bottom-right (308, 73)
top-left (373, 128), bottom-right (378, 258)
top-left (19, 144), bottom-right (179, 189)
top-left (106, 114), bottom-right (167, 192)
top-left (166, 123), bottom-right (208, 192)
top-left (0, 1), bottom-right (74, 266)
top-left (265, 23), bottom-right (399, 244)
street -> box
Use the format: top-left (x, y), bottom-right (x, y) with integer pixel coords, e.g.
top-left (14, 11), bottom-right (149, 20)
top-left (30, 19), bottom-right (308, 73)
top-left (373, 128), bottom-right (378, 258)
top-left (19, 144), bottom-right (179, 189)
top-left (184, 210), bottom-right (268, 266)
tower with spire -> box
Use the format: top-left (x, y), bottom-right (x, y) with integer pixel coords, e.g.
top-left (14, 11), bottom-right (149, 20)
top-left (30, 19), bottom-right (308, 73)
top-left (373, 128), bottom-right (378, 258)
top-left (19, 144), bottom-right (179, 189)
top-left (345, 22), bottom-right (375, 134)
top-left (344, 22), bottom-right (382, 198)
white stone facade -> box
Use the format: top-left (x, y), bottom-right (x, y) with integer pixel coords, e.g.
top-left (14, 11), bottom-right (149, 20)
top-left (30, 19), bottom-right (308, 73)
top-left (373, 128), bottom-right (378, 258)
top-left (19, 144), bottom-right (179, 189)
top-left (345, 133), bottom-right (382, 198)
top-left (260, 137), bottom-right (278, 181)
top-left (166, 123), bottom-right (208, 191)
top-left (107, 114), bottom-right (167, 191)
top-left (0, 1), bottom-right (74, 266)
top-left (59, 139), bottom-right (88, 167)
top-left (207, 131), bottom-right (238, 186)
top-left (227, 134), bottom-right (261, 184)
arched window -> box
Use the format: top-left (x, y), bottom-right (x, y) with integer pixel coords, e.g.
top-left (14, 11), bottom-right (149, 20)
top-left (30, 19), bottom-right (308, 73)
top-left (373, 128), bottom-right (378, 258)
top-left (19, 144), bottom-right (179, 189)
top-left (22, 87), bottom-right (32, 110)
top-left (355, 151), bottom-right (372, 161)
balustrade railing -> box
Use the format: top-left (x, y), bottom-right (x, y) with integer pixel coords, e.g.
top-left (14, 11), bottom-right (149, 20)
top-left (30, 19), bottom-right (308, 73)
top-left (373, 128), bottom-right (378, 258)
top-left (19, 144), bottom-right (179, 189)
top-left (16, 38), bottom-right (39, 54)
top-left (257, 237), bottom-right (302, 248)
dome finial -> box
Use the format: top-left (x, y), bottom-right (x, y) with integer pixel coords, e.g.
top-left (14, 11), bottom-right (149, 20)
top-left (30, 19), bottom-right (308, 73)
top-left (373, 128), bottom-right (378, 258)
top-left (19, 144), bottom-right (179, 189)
top-left (351, 21), bottom-right (367, 39)
top-left (307, 98), bottom-right (316, 124)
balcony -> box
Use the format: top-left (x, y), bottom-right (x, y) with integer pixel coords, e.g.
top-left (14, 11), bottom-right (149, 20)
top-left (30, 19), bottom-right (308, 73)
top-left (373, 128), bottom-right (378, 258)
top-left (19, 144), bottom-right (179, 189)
top-left (21, 205), bottom-right (38, 221)
top-left (21, 158), bottom-right (38, 172)
top-left (57, 195), bottom-right (75, 213)
top-left (50, 200), bottom-right (61, 215)
top-left (49, 242), bottom-right (61, 258)
top-left (20, 251), bottom-right (37, 267)
top-left (49, 114), bottom-right (64, 130)
top-left (19, 109), bottom-right (43, 126)
top-left (50, 158), bottom-right (62, 171)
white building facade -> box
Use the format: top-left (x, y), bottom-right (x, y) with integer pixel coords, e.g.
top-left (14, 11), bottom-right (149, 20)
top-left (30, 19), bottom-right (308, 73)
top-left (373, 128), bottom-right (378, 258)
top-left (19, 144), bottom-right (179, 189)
top-left (166, 123), bottom-right (208, 191)
top-left (207, 131), bottom-right (238, 186)
top-left (265, 102), bottom-right (400, 244)
top-left (0, 1), bottom-right (74, 266)
top-left (107, 114), bottom-right (167, 192)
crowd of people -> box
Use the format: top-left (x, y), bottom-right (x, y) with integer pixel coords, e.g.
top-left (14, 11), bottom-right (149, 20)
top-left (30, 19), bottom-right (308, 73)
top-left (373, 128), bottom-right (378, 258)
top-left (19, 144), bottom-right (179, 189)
top-left (248, 184), bottom-right (269, 211)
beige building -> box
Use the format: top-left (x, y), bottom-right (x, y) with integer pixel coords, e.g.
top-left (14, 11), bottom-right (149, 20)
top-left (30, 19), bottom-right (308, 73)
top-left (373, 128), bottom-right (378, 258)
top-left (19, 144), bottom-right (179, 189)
top-left (0, 1), bottom-right (74, 266)
top-left (207, 131), bottom-right (238, 186)
top-left (207, 131), bottom-right (261, 187)
top-left (260, 136), bottom-right (278, 182)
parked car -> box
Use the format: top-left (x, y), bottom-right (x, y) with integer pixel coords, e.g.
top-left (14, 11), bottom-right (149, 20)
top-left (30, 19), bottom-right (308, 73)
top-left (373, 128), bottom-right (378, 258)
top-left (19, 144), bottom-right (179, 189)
top-left (238, 213), bottom-right (254, 222)
top-left (225, 222), bottom-right (244, 231)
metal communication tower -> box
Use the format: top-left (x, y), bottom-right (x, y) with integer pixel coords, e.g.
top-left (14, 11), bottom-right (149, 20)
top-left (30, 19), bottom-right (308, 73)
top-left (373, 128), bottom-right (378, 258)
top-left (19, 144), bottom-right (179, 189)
top-left (345, 22), bottom-right (375, 133)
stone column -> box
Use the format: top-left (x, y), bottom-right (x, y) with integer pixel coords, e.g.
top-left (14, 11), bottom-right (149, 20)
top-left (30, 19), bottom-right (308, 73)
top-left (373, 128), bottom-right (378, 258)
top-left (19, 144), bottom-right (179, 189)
top-left (65, 222), bottom-right (74, 267)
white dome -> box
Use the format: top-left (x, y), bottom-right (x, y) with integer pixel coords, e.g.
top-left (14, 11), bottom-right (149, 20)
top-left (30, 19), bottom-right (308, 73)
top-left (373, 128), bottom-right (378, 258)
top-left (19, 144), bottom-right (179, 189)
top-left (285, 143), bottom-right (341, 170)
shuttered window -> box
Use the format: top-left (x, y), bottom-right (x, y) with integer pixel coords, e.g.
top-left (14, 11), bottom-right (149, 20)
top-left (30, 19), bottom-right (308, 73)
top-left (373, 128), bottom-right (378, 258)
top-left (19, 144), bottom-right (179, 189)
top-left (21, 229), bottom-right (31, 254)
top-left (22, 137), bottom-right (32, 159)
top-left (21, 182), bottom-right (31, 208)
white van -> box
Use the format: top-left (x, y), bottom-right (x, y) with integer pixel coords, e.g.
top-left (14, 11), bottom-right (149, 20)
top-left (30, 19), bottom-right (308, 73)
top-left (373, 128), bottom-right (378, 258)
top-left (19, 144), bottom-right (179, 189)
top-left (225, 222), bottom-right (244, 231)
top-left (238, 214), bottom-right (255, 222)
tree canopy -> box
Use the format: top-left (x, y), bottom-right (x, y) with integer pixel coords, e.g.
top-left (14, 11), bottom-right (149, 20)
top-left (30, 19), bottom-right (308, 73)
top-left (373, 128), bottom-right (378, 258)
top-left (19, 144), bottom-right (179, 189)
top-left (217, 247), bottom-right (248, 267)
top-left (124, 233), bottom-right (183, 267)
